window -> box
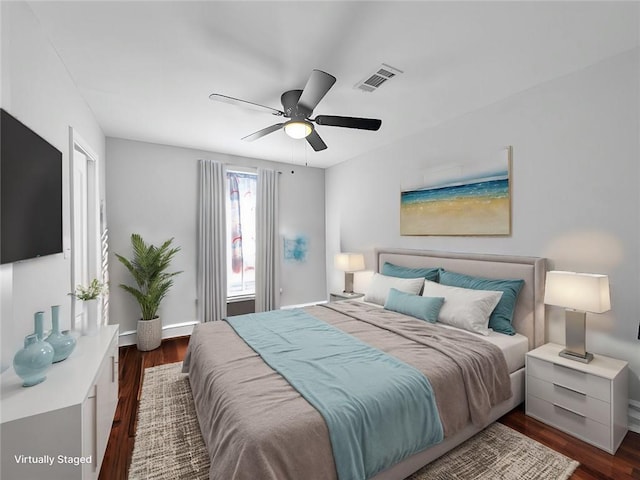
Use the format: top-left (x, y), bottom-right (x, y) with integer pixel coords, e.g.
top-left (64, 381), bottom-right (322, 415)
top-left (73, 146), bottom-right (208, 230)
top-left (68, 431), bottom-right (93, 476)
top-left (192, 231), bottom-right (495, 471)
top-left (226, 171), bottom-right (257, 298)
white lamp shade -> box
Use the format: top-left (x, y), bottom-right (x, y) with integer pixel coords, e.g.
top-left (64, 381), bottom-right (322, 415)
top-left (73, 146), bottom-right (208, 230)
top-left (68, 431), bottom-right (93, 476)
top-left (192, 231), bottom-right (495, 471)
top-left (334, 253), bottom-right (365, 272)
top-left (544, 271), bottom-right (611, 313)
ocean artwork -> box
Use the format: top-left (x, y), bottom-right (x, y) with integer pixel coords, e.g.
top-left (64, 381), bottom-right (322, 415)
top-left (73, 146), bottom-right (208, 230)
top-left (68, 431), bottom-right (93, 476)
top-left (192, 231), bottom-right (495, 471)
top-left (283, 236), bottom-right (309, 263)
top-left (401, 148), bottom-right (511, 236)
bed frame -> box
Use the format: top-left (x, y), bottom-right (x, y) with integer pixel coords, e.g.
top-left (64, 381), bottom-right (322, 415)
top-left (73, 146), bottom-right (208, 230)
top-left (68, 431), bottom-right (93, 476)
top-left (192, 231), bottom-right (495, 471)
top-left (371, 248), bottom-right (546, 480)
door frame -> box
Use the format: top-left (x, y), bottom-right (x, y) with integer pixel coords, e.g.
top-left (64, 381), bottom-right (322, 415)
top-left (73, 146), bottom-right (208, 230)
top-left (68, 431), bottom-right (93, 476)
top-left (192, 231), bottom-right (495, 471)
top-left (69, 127), bottom-right (101, 331)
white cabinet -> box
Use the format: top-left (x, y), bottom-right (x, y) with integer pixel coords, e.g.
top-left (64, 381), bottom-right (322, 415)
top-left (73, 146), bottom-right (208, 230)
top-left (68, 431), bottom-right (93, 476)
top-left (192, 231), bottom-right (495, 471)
top-left (525, 342), bottom-right (628, 454)
top-left (1, 325), bottom-right (119, 480)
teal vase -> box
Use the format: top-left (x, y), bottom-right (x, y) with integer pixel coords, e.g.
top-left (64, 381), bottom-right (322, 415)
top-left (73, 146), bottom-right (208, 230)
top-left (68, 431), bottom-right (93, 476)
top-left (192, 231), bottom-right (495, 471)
top-left (34, 311), bottom-right (45, 340)
top-left (45, 305), bottom-right (76, 363)
top-left (13, 333), bottom-right (54, 387)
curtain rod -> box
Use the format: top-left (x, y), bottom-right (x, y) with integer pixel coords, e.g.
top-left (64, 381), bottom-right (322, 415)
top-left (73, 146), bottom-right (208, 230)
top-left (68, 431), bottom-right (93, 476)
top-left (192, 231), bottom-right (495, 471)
top-left (202, 160), bottom-right (287, 174)
top-left (225, 164), bottom-right (284, 174)
top-left (200, 159), bottom-right (286, 174)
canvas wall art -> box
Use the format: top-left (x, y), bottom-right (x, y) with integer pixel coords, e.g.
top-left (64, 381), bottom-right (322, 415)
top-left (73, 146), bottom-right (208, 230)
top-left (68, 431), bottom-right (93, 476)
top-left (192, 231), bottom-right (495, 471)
top-left (283, 235), bottom-right (309, 263)
top-left (400, 147), bottom-right (512, 236)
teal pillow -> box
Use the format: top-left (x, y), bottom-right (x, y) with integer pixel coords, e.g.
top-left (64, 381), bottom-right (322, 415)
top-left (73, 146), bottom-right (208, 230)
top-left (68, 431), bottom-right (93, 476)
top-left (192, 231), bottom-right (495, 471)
top-left (384, 288), bottom-right (444, 323)
top-left (438, 270), bottom-right (524, 335)
top-left (381, 262), bottom-right (439, 281)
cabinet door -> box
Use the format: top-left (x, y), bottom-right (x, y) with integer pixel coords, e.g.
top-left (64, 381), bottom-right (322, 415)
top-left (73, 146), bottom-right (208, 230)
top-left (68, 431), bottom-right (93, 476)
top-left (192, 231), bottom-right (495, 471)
top-left (95, 336), bottom-right (119, 473)
top-left (82, 385), bottom-right (97, 479)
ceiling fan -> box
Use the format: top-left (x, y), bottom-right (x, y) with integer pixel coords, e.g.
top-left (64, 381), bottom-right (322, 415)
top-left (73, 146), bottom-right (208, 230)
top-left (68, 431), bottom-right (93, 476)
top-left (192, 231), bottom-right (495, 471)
top-left (209, 69), bottom-right (382, 152)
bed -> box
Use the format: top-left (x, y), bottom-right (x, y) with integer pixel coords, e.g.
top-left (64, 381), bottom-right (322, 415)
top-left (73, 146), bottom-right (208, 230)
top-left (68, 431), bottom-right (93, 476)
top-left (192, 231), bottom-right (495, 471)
top-left (183, 248), bottom-right (546, 480)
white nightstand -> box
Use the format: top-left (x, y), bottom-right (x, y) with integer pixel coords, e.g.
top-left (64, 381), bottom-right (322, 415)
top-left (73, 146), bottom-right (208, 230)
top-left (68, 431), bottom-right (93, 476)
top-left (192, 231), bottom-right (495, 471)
top-left (526, 342), bottom-right (628, 454)
top-left (329, 292), bottom-right (364, 302)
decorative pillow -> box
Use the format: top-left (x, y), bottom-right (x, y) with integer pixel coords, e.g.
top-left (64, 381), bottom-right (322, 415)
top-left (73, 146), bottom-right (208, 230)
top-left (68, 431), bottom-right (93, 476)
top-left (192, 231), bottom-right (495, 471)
top-left (363, 273), bottom-right (424, 306)
top-left (381, 262), bottom-right (440, 281)
top-left (422, 280), bottom-right (503, 335)
top-left (384, 288), bottom-right (444, 323)
top-left (438, 270), bottom-right (524, 335)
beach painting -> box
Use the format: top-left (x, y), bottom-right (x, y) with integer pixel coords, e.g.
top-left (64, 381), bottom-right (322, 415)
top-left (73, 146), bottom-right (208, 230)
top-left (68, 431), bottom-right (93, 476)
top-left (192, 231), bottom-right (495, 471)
top-left (400, 147), bottom-right (512, 236)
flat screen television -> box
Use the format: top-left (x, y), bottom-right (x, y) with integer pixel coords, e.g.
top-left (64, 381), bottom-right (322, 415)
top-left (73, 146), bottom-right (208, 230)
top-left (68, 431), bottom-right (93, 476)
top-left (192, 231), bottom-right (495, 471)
top-left (1, 108), bottom-right (63, 264)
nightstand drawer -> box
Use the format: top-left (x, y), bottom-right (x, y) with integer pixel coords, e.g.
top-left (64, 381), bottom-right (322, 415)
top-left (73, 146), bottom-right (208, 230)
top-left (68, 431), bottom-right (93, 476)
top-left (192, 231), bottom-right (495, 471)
top-left (527, 357), bottom-right (610, 403)
top-left (527, 376), bottom-right (610, 425)
top-left (527, 395), bottom-right (610, 451)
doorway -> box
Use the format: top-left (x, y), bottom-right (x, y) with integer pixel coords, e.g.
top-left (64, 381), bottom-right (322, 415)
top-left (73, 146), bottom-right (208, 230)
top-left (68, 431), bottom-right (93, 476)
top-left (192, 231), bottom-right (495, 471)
top-left (69, 127), bottom-right (102, 332)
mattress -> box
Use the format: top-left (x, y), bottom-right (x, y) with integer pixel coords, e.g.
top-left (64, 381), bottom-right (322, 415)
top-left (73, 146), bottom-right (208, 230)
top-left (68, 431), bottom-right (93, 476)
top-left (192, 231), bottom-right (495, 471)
top-left (437, 324), bottom-right (528, 373)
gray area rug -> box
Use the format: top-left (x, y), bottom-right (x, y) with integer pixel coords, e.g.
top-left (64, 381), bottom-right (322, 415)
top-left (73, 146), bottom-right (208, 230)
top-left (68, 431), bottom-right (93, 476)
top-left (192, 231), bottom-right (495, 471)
top-left (129, 362), bottom-right (579, 480)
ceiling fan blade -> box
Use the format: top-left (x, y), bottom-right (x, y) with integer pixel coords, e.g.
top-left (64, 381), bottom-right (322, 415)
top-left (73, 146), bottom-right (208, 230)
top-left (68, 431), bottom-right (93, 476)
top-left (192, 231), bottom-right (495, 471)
top-left (314, 115), bottom-right (382, 131)
top-left (210, 93), bottom-right (284, 116)
top-left (306, 129), bottom-right (327, 151)
top-left (241, 123), bottom-right (285, 142)
top-left (297, 70), bottom-right (337, 112)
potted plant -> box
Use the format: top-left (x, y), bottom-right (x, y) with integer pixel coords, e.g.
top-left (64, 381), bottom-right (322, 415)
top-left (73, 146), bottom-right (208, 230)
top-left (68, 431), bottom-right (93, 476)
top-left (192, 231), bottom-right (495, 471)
top-left (115, 234), bottom-right (182, 351)
top-left (71, 278), bottom-right (108, 335)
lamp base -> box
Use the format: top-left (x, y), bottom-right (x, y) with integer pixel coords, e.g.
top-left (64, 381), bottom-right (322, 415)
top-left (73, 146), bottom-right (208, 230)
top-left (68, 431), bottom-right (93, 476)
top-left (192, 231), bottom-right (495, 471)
top-left (343, 272), bottom-right (355, 294)
top-left (563, 309), bottom-right (592, 363)
top-left (559, 348), bottom-right (593, 364)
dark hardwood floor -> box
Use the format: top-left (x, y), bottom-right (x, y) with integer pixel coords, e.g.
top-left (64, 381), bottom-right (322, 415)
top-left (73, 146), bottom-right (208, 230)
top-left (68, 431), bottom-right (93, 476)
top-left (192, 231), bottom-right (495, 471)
top-left (98, 336), bottom-right (190, 480)
top-left (99, 337), bottom-right (640, 480)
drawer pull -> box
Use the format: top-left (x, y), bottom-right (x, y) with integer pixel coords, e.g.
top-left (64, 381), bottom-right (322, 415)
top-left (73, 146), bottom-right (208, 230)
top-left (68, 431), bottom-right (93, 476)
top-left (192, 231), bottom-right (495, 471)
top-left (553, 403), bottom-right (586, 419)
top-left (553, 382), bottom-right (586, 396)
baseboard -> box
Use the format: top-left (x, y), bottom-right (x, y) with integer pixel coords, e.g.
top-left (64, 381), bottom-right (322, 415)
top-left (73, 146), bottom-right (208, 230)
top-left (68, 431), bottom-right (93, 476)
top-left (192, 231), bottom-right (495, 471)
top-left (118, 321), bottom-right (198, 346)
top-left (629, 399), bottom-right (640, 434)
top-left (116, 302), bottom-right (328, 344)
top-left (280, 300), bottom-right (328, 309)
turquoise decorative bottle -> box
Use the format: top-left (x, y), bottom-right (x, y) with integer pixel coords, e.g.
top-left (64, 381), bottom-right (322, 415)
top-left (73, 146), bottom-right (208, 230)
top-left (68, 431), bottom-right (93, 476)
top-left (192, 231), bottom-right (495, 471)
top-left (45, 305), bottom-right (76, 363)
top-left (13, 333), bottom-right (54, 387)
top-left (34, 310), bottom-right (45, 340)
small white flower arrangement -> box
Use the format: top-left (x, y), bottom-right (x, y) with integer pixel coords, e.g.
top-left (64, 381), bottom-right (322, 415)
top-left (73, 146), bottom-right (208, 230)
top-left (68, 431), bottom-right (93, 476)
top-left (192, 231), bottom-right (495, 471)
top-left (70, 278), bottom-right (108, 301)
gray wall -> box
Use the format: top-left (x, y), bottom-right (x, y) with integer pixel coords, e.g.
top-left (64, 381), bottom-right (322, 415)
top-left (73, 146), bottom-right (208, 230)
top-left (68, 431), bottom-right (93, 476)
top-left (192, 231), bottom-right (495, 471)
top-left (106, 138), bottom-right (326, 336)
top-left (0, 1), bottom-right (105, 371)
top-left (326, 50), bottom-right (640, 402)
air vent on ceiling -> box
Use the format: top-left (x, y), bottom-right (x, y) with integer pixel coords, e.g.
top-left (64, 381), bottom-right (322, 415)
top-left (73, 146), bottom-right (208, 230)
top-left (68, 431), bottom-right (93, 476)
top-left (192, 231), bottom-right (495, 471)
top-left (354, 63), bottom-right (403, 93)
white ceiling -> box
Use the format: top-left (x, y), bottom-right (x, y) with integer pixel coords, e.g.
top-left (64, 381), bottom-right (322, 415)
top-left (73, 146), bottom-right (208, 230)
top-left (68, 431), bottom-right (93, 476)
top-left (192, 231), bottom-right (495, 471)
top-left (28, 1), bottom-right (638, 168)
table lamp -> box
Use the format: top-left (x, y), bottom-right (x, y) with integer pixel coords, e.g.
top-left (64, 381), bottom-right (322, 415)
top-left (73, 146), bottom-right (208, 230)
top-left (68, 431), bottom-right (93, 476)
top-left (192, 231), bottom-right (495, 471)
top-left (334, 253), bottom-right (365, 294)
top-left (544, 270), bottom-right (611, 363)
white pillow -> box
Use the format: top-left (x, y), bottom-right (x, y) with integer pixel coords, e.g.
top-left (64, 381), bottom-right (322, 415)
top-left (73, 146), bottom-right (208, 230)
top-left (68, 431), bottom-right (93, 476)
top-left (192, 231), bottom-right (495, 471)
top-left (422, 280), bottom-right (503, 335)
top-left (363, 273), bottom-right (424, 306)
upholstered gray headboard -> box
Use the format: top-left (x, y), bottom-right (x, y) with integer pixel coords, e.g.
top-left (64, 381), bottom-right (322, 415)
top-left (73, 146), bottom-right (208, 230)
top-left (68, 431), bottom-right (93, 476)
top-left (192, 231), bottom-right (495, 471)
top-left (375, 248), bottom-right (546, 349)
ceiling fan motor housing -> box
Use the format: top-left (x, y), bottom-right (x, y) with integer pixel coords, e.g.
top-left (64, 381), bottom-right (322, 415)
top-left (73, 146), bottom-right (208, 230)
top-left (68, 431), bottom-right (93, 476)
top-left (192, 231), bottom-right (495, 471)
top-left (281, 90), bottom-right (312, 120)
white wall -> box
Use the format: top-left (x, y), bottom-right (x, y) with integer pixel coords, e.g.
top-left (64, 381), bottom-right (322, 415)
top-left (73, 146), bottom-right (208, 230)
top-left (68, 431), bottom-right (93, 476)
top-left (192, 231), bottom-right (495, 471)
top-left (326, 50), bottom-right (640, 403)
top-left (106, 138), bottom-right (326, 337)
top-left (0, 1), bottom-right (105, 371)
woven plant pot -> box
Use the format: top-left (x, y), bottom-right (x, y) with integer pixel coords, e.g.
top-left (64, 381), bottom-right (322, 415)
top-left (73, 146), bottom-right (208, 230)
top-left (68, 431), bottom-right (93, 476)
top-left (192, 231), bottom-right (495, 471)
top-left (137, 317), bottom-right (162, 351)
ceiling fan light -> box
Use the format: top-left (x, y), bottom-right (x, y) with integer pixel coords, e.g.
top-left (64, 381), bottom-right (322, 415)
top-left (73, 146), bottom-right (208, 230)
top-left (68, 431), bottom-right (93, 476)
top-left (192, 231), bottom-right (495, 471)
top-left (284, 121), bottom-right (312, 139)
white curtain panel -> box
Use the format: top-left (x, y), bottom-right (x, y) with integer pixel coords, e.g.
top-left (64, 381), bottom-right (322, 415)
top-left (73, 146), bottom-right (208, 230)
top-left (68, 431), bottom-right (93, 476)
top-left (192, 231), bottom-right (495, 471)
top-left (255, 168), bottom-right (280, 312)
top-left (197, 160), bottom-right (227, 322)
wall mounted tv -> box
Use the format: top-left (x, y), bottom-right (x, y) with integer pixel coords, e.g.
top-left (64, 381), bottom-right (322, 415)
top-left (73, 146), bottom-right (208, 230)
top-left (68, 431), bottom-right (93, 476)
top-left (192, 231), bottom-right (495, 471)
top-left (1, 109), bottom-right (63, 264)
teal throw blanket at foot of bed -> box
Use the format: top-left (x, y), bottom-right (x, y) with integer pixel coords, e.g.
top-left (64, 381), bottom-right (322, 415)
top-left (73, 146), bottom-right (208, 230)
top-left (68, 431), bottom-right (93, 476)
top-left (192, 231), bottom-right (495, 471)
top-left (226, 309), bottom-right (443, 480)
